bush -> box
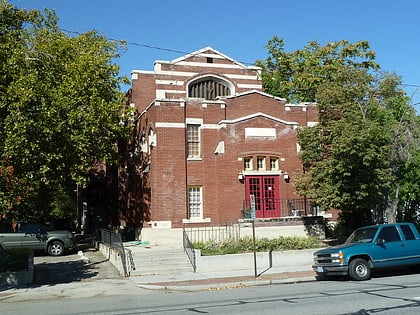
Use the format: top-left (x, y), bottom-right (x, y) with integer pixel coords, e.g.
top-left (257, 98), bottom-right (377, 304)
top-left (193, 236), bottom-right (322, 256)
top-left (0, 248), bottom-right (32, 272)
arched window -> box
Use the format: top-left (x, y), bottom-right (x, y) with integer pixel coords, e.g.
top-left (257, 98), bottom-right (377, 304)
top-left (188, 76), bottom-right (232, 100)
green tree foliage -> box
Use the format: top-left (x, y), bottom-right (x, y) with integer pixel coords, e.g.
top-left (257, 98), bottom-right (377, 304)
top-left (0, 1), bottom-right (131, 221)
top-left (258, 36), bottom-right (419, 231)
top-left (398, 118), bottom-right (420, 225)
top-left (256, 36), bottom-right (378, 103)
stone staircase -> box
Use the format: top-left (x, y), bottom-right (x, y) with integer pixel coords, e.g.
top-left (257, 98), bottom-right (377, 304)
top-left (127, 245), bottom-right (194, 276)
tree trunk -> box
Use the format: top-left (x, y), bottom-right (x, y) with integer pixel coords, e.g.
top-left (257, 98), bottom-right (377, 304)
top-left (385, 185), bottom-right (400, 223)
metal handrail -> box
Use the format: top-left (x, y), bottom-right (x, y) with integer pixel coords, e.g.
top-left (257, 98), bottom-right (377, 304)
top-left (99, 228), bottom-right (136, 276)
top-left (182, 228), bottom-right (196, 272)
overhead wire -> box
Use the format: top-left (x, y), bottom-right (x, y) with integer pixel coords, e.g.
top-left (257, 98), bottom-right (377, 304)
top-left (60, 28), bottom-right (419, 89)
top-left (60, 28), bottom-right (256, 66)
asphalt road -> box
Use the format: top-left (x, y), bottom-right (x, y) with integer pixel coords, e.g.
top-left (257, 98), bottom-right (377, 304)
top-left (33, 249), bottom-right (121, 285)
top-left (4, 272), bottom-right (420, 314)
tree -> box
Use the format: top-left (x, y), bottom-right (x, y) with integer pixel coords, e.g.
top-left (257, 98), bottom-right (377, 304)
top-left (256, 36), bottom-right (378, 102)
top-left (0, 157), bottom-right (30, 220)
top-left (397, 117), bottom-right (420, 225)
top-left (258, 36), bottom-right (419, 232)
top-left (0, 1), bottom-right (131, 221)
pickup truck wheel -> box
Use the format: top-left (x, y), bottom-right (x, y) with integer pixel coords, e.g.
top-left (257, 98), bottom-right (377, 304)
top-left (48, 241), bottom-right (65, 256)
top-left (349, 258), bottom-right (371, 281)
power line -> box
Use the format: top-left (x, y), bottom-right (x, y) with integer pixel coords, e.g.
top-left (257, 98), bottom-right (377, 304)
top-left (61, 28), bottom-right (419, 85)
top-left (60, 28), bottom-right (256, 66)
top-left (401, 84), bottom-right (420, 88)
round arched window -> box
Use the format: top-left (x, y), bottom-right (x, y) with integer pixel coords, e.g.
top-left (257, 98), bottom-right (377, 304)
top-left (188, 76), bottom-right (232, 100)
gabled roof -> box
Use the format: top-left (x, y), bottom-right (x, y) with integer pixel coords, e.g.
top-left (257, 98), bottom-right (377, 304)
top-left (155, 46), bottom-right (261, 70)
top-left (219, 112), bottom-right (298, 126)
top-left (226, 89), bottom-right (286, 102)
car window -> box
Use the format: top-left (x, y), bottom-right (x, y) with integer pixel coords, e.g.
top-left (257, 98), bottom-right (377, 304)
top-left (377, 226), bottom-right (401, 242)
top-left (400, 225), bottom-right (416, 240)
top-left (21, 223), bottom-right (44, 234)
top-left (0, 222), bottom-right (15, 233)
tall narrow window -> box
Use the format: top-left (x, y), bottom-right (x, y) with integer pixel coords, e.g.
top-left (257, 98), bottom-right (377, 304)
top-left (188, 186), bottom-right (202, 219)
top-left (257, 157), bottom-right (266, 171)
top-left (244, 157), bottom-right (253, 170)
top-left (187, 124), bottom-right (200, 158)
top-left (270, 157), bottom-right (279, 171)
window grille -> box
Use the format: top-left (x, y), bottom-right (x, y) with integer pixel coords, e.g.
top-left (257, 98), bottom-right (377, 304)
top-left (188, 77), bottom-right (231, 100)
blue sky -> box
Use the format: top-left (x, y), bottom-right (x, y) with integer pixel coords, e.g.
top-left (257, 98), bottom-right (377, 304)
top-left (9, 0), bottom-right (420, 110)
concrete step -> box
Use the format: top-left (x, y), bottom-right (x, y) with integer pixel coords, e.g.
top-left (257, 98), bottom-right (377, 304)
top-left (128, 247), bottom-right (193, 276)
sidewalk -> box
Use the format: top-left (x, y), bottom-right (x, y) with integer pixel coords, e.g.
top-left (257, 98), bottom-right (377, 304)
top-left (125, 242), bottom-right (317, 290)
top-left (0, 248), bottom-right (316, 303)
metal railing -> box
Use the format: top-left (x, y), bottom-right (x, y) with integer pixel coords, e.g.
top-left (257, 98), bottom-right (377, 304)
top-left (184, 222), bottom-right (240, 244)
top-left (182, 228), bottom-right (196, 272)
top-left (99, 228), bottom-right (136, 276)
top-left (243, 197), bottom-right (314, 218)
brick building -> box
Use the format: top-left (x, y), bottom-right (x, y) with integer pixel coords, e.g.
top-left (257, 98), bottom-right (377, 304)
top-left (119, 47), bottom-right (318, 232)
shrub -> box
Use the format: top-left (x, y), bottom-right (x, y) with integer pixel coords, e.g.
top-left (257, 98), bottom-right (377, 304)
top-left (193, 236), bottom-right (322, 256)
top-left (0, 248), bottom-right (32, 272)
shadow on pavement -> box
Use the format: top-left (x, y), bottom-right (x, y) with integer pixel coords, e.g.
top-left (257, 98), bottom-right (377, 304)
top-left (33, 250), bottom-right (120, 285)
top-left (33, 260), bottom-right (99, 285)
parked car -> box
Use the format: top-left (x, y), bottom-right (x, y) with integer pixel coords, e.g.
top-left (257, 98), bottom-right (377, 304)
top-left (313, 222), bottom-right (420, 281)
top-left (0, 222), bottom-right (76, 256)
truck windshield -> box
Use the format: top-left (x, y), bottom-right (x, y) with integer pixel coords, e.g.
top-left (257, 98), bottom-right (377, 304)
top-left (345, 227), bottom-right (378, 244)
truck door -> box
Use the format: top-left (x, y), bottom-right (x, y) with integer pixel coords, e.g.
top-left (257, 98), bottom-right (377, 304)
top-left (398, 224), bottom-right (420, 263)
top-left (370, 226), bottom-right (406, 267)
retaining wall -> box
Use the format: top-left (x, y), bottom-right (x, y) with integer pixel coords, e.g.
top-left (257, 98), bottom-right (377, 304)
top-left (194, 248), bottom-right (317, 273)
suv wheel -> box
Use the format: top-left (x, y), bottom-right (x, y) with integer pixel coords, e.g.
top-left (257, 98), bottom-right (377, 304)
top-left (48, 241), bottom-right (64, 256)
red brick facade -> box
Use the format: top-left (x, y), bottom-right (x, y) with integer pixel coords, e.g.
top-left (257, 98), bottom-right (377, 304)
top-left (122, 47), bottom-right (318, 229)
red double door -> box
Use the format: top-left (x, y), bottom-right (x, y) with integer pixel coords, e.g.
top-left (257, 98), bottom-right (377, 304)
top-left (245, 176), bottom-right (280, 218)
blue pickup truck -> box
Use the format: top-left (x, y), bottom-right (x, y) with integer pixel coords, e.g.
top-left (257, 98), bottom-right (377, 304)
top-left (313, 223), bottom-right (420, 281)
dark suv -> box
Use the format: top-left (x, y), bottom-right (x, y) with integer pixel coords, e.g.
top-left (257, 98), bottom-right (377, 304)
top-left (0, 222), bottom-right (76, 256)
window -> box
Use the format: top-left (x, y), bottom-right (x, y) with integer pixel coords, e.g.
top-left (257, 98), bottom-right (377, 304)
top-left (187, 124), bottom-right (200, 158)
top-left (377, 226), bottom-right (401, 242)
top-left (188, 187), bottom-right (202, 219)
top-left (270, 157), bottom-right (279, 171)
top-left (244, 157), bottom-right (253, 170)
top-left (400, 225), bottom-right (416, 240)
top-left (257, 157), bottom-right (266, 171)
top-left (188, 76), bottom-right (231, 100)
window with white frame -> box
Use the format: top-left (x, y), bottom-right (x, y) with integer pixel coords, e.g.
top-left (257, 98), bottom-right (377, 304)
top-left (244, 157), bottom-right (253, 170)
top-left (257, 156), bottom-right (266, 170)
top-left (270, 157), bottom-right (279, 170)
top-left (187, 124), bottom-right (200, 158)
top-left (188, 186), bottom-right (202, 219)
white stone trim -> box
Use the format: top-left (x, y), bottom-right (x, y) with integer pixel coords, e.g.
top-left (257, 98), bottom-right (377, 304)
top-left (156, 79), bottom-right (184, 86)
top-left (237, 83), bottom-right (263, 89)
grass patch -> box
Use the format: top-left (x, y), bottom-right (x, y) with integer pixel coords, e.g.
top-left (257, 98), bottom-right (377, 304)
top-left (193, 236), bottom-right (322, 256)
top-left (0, 248), bottom-right (32, 272)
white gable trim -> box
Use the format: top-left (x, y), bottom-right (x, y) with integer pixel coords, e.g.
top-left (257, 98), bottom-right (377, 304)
top-left (156, 46), bottom-right (260, 71)
top-left (227, 90), bottom-right (286, 102)
top-left (219, 112), bottom-right (298, 126)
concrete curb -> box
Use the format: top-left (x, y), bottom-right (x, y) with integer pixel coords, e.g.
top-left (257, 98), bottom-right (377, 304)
top-left (135, 276), bottom-right (316, 292)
